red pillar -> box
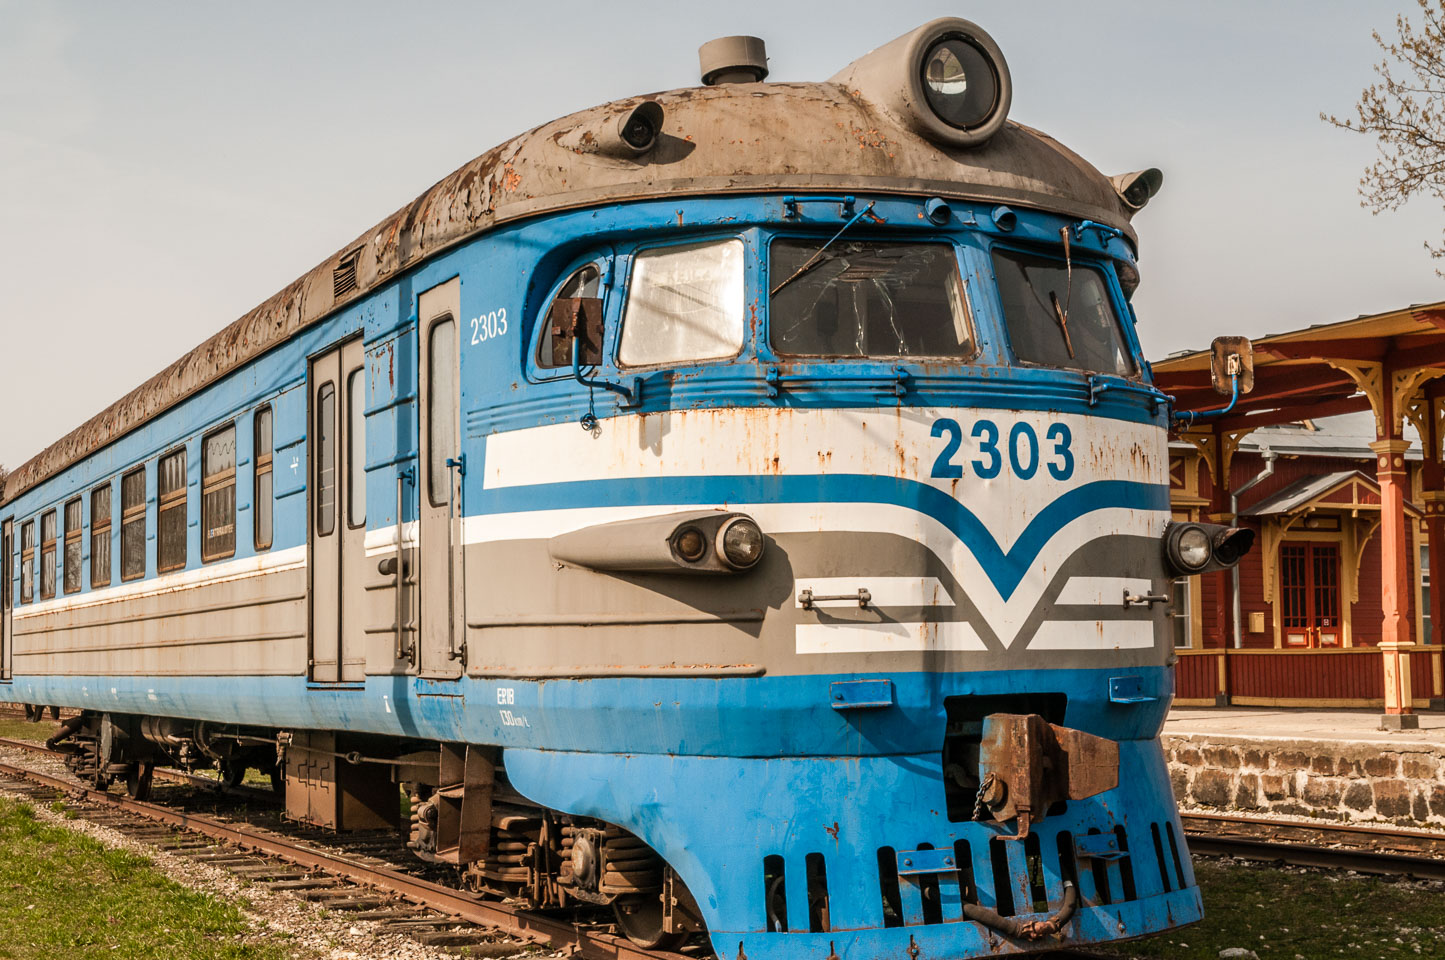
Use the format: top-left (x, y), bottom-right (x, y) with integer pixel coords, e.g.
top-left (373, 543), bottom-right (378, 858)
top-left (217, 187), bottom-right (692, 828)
top-left (1370, 438), bottom-right (1418, 727)
top-left (1425, 494), bottom-right (1445, 708)
top-left (1209, 425), bottom-right (1234, 704)
top-left (1423, 386), bottom-right (1445, 709)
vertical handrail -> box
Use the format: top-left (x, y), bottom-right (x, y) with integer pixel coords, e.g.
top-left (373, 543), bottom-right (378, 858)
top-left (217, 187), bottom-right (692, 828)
top-left (395, 468), bottom-right (412, 663)
top-left (446, 455), bottom-right (466, 663)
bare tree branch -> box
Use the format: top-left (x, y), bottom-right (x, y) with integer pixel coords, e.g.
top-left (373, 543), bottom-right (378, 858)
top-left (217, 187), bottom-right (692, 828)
top-left (1325, 0), bottom-right (1445, 272)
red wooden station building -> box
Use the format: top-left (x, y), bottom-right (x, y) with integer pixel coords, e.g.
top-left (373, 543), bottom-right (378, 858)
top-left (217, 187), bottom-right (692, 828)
top-left (1154, 301), bottom-right (1445, 727)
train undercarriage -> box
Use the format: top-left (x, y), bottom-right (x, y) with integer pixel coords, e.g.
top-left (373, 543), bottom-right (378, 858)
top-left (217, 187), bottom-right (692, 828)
top-left (42, 710), bottom-right (703, 949)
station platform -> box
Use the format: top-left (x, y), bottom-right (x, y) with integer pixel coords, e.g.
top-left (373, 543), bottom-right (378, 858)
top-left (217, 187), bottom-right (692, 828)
top-left (1161, 706), bottom-right (1445, 829)
top-left (1165, 707), bottom-right (1445, 745)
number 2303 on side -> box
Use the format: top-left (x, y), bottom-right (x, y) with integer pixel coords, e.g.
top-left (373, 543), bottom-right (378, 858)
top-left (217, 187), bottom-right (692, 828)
top-left (930, 417), bottom-right (1074, 481)
top-left (470, 308), bottom-right (508, 345)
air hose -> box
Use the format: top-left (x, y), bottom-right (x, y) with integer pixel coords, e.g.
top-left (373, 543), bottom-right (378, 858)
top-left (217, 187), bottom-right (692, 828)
top-left (961, 880), bottom-right (1078, 941)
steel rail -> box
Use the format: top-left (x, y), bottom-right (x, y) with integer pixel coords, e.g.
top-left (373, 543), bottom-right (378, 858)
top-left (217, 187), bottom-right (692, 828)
top-left (1181, 812), bottom-right (1445, 881)
top-left (0, 735), bottom-right (275, 801)
top-left (0, 755), bottom-right (686, 960)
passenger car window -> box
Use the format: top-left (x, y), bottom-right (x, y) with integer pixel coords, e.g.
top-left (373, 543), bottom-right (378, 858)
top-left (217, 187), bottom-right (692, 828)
top-left (254, 406), bottom-right (273, 551)
top-left (121, 468), bottom-right (146, 581)
top-left (619, 239), bottom-right (743, 367)
top-left (991, 249), bottom-right (1135, 377)
top-left (39, 510), bottom-right (56, 600)
top-left (19, 520), bottom-right (33, 604)
top-left (63, 498), bottom-right (82, 594)
top-left (91, 484), bottom-right (111, 588)
top-left (157, 448), bottom-right (187, 573)
top-left (770, 239), bottom-right (973, 357)
top-left (202, 424), bottom-right (237, 562)
top-left (538, 263), bottom-right (603, 368)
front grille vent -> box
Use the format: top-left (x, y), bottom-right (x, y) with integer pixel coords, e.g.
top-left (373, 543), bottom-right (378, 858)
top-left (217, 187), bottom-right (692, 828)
top-left (333, 250), bottom-right (360, 299)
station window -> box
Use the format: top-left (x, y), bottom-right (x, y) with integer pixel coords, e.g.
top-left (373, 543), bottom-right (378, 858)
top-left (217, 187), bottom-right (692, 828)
top-left (1170, 576), bottom-right (1192, 648)
top-left (348, 370), bottom-right (366, 528)
top-left (120, 467), bottom-right (146, 581)
top-left (39, 510), bottom-right (56, 600)
top-left (991, 249), bottom-right (1136, 377)
top-left (538, 263), bottom-right (603, 368)
top-left (1423, 544), bottom-right (1432, 645)
top-left (63, 497), bottom-right (82, 595)
top-left (91, 483), bottom-right (111, 589)
top-left (254, 406), bottom-right (273, 552)
top-left (19, 520), bottom-right (34, 604)
top-left (770, 239), bottom-right (974, 358)
top-left (157, 448), bottom-right (187, 573)
top-left (202, 424), bottom-right (237, 563)
top-left (618, 239), bottom-right (744, 367)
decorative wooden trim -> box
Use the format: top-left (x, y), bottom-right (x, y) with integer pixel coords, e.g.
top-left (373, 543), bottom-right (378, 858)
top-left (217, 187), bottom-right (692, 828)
top-left (1177, 431), bottom-right (1217, 484)
top-left (1393, 367), bottom-right (1445, 437)
top-left (1324, 359), bottom-right (1385, 432)
top-left (1230, 695), bottom-right (1430, 709)
top-left (1222, 646), bottom-right (1384, 657)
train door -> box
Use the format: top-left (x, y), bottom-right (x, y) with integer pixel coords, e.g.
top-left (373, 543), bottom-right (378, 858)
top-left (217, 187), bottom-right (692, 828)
top-left (416, 278), bottom-right (464, 679)
top-left (2, 518), bottom-right (11, 680)
top-left (309, 338), bottom-right (368, 682)
top-left (1280, 541), bottom-right (1342, 647)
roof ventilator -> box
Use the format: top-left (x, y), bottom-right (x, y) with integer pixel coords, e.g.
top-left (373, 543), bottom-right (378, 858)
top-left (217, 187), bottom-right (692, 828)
top-left (332, 250), bottom-right (360, 299)
top-left (699, 35), bottom-right (768, 85)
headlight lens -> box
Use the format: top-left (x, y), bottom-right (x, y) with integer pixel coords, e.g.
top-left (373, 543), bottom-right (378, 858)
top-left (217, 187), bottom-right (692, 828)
top-left (921, 37), bottom-right (999, 130)
top-left (717, 517), bottom-right (765, 570)
top-left (673, 526), bottom-right (707, 562)
top-left (1175, 525), bottom-right (1212, 571)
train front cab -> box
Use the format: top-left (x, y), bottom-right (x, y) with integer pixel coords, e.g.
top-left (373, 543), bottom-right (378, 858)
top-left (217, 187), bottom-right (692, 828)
top-left (468, 189), bottom-right (1250, 958)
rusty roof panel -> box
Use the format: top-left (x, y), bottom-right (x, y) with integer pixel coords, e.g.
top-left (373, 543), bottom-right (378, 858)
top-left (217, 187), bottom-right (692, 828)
top-left (4, 80), bottom-right (1134, 505)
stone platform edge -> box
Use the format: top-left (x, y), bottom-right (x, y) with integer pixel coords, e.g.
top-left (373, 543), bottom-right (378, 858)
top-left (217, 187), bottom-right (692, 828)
top-left (1162, 733), bottom-right (1445, 828)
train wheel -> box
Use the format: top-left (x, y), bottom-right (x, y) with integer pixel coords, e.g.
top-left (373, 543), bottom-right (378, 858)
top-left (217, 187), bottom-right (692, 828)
top-left (125, 763), bottom-right (154, 801)
top-left (219, 760), bottom-right (246, 789)
top-left (612, 893), bottom-right (685, 951)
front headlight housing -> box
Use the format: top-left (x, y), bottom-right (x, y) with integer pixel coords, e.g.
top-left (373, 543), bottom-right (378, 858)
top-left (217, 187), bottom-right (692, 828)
top-left (1163, 521), bottom-right (1255, 577)
top-left (826, 17), bottom-right (1013, 149)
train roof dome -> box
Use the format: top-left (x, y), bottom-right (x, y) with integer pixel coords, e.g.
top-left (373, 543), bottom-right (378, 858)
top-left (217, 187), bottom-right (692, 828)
top-left (4, 19), bottom-right (1145, 503)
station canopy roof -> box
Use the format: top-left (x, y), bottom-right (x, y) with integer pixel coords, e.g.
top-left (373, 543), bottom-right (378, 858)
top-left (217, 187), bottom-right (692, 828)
top-left (1153, 300), bottom-right (1445, 436)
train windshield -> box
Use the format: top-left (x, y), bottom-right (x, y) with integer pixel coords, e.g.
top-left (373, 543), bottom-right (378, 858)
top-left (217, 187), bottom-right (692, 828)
top-left (769, 239), bottom-right (973, 357)
top-left (991, 249), bottom-right (1135, 377)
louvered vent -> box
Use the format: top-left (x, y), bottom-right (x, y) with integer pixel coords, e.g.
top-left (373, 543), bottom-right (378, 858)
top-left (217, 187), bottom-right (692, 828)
top-left (333, 251), bottom-right (360, 299)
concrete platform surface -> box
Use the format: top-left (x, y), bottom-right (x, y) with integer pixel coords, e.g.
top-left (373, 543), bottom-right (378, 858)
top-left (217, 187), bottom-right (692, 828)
top-left (1165, 707), bottom-right (1445, 745)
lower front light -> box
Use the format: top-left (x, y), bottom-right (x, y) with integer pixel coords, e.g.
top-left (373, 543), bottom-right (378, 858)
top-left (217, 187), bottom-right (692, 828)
top-left (717, 517), bottom-right (765, 570)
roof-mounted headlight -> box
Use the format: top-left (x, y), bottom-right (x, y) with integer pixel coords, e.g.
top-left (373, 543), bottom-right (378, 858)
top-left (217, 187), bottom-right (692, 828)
top-left (920, 35), bottom-right (1000, 132)
top-left (829, 18), bottom-right (1012, 149)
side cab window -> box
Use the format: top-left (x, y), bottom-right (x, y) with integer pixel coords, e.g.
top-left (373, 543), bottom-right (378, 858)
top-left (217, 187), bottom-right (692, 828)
top-left (530, 253), bottom-right (613, 379)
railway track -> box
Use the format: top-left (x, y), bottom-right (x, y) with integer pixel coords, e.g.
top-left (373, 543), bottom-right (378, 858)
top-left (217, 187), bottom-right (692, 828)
top-left (1181, 811), bottom-right (1445, 881)
top-left (0, 739), bottom-right (691, 960)
top-left (9, 730), bottom-right (1429, 958)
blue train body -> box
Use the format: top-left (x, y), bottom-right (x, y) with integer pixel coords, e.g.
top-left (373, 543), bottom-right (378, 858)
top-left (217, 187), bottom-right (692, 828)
top-left (0, 18), bottom-right (1228, 958)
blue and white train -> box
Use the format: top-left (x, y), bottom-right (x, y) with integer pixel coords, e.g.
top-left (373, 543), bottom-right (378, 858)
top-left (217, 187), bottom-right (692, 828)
top-left (0, 18), bottom-right (1251, 958)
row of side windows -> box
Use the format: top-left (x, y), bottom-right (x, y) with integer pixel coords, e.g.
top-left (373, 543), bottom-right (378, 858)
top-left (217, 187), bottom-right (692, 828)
top-left (14, 405), bottom-right (274, 603)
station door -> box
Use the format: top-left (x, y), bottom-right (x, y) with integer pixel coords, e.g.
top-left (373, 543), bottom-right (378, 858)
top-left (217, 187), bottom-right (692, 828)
top-left (1280, 541), bottom-right (1341, 647)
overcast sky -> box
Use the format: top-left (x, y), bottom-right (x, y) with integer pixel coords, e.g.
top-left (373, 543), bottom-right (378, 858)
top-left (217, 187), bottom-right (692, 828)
top-left (3, 1), bottom-right (1442, 470)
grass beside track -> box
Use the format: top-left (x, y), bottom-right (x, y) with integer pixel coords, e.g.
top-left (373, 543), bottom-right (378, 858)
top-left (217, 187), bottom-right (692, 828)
top-left (0, 718), bottom-right (55, 743)
top-left (1099, 857), bottom-right (1445, 960)
top-left (0, 795), bottom-right (296, 960)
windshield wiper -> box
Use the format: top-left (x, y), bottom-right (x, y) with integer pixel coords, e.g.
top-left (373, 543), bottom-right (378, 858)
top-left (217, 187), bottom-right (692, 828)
top-left (770, 201), bottom-right (879, 297)
top-left (1050, 226), bottom-right (1076, 358)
